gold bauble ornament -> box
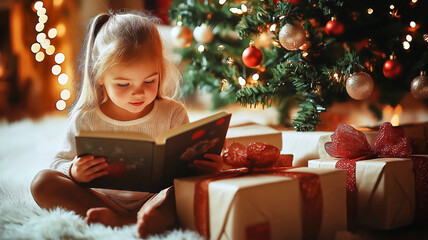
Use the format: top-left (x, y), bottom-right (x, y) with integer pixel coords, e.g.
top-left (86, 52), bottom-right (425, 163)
top-left (193, 24), bottom-right (214, 43)
top-left (170, 25), bottom-right (193, 48)
top-left (346, 72), bottom-right (374, 100)
top-left (411, 71), bottom-right (428, 98)
top-left (278, 23), bottom-right (306, 50)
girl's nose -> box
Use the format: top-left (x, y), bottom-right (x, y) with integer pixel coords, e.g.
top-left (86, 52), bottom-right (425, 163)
top-left (132, 86), bottom-right (144, 95)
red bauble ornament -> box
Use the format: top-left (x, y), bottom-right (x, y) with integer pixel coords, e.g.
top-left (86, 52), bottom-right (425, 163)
top-left (325, 18), bottom-right (345, 37)
top-left (242, 45), bottom-right (263, 68)
top-left (383, 55), bottom-right (403, 79)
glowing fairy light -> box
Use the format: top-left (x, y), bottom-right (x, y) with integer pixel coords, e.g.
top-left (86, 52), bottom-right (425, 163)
top-left (241, 4), bottom-right (248, 13)
top-left (227, 57), bottom-right (234, 64)
top-left (390, 5), bottom-right (395, 10)
top-left (31, 43), bottom-right (41, 53)
top-left (270, 24), bottom-right (277, 32)
top-left (424, 34), bottom-right (428, 42)
top-left (48, 28), bottom-right (57, 38)
top-left (406, 34), bottom-right (412, 42)
top-left (367, 8), bottom-right (373, 14)
top-left (37, 7), bottom-right (46, 16)
top-left (60, 89), bottom-right (71, 100)
top-left (39, 15), bottom-right (48, 24)
top-left (238, 77), bottom-right (246, 86)
top-left (219, 0), bottom-right (226, 5)
top-left (34, 1), bottom-right (43, 11)
top-left (217, 44), bottom-right (225, 50)
top-left (35, 52), bottom-right (45, 62)
top-left (55, 53), bottom-right (65, 64)
top-left (53, 0), bottom-right (64, 7)
top-left (46, 45), bottom-right (55, 55)
top-left (52, 65), bottom-right (61, 75)
top-left (36, 33), bottom-right (46, 43)
top-left (412, 0), bottom-right (418, 3)
top-left (56, 100), bottom-right (66, 111)
top-left (56, 23), bottom-right (66, 37)
top-left (41, 39), bottom-right (50, 49)
top-left (403, 41), bottom-right (410, 50)
top-left (35, 23), bottom-right (44, 32)
top-left (197, 44), bottom-right (205, 52)
top-left (410, 21), bottom-right (416, 28)
top-left (58, 73), bottom-right (68, 85)
top-left (252, 73), bottom-right (260, 81)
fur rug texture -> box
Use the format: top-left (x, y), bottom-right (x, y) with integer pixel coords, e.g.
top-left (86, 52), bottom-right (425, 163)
top-left (0, 116), bottom-right (202, 240)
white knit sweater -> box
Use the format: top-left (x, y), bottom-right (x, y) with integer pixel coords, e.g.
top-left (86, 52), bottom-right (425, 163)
top-left (51, 98), bottom-right (189, 210)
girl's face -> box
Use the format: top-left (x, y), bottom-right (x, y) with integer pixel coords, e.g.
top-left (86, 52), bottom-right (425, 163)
top-left (100, 58), bottom-right (160, 121)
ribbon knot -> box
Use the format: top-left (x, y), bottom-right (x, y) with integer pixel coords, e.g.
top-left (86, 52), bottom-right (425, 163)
top-left (325, 122), bottom-right (412, 160)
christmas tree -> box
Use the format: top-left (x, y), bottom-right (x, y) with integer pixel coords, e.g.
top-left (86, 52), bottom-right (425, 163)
top-left (169, 0), bottom-right (428, 131)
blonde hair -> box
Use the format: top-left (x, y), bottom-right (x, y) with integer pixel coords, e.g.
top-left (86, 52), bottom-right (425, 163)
top-left (71, 10), bottom-right (182, 115)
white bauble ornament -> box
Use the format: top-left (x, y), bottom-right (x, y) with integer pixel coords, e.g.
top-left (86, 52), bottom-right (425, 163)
top-left (170, 25), bottom-right (193, 48)
top-left (193, 24), bottom-right (214, 43)
top-left (278, 23), bottom-right (306, 50)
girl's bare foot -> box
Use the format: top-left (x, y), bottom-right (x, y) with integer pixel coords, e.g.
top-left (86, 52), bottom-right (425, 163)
top-left (137, 187), bottom-right (176, 238)
top-left (86, 207), bottom-right (135, 227)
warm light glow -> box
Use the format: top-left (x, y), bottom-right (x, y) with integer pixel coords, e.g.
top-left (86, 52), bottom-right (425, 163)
top-left (56, 23), bottom-right (66, 37)
top-left (410, 21), bottom-right (416, 28)
top-left (412, 0), bottom-right (418, 3)
top-left (52, 65), bottom-right (61, 75)
top-left (36, 33), bottom-right (46, 43)
top-left (219, 0), bottom-right (226, 5)
top-left (217, 44), bottom-right (225, 50)
top-left (60, 89), bottom-right (71, 100)
top-left (227, 57), bottom-right (234, 64)
top-left (424, 34), bottom-right (428, 42)
top-left (37, 7), bottom-right (46, 16)
top-left (302, 52), bottom-right (309, 57)
top-left (252, 73), bottom-right (260, 81)
top-left (241, 4), bottom-right (247, 13)
top-left (46, 45), bottom-right (56, 55)
top-left (406, 34), bottom-right (412, 42)
top-left (53, 0), bottom-right (64, 7)
top-left (333, 73), bottom-right (339, 80)
top-left (39, 15), bottom-right (48, 24)
top-left (34, 1), bottom-right (43, 11)
top-left (389, 5), bottom-right (395, 10)
top-left (35, 52), bottom-right (45, 62)
top-left (41, 39), bottom-right (50, 49)
top-left (0, 65), bottom-right (4, 78)
top-left (35, 23), bottom-right (44, 32)
top-left (31, 43), bottom-right (41, 53)
top-left (197, 44), bottom-right (205, 52)
top-left (58, 73), bottom-right (68, 85)
top-left (238, 77), bottom-right (246, 86)
top-left (230, 8), bottom-right (243, 14)
top-left (383, 104), bottom-right (402, 126)
top-left (55, 53), bottom-right (65, 64)
top-left (48, 28), bottom-right (58, 38)
top-left (56, 100), bottom-right (66, 111)
top-left (367, 8), bottom-right (373, 14)
top-left (270, 24), bottom-right (277, 32)
top-left (403, 41), bottom-right (410, 50)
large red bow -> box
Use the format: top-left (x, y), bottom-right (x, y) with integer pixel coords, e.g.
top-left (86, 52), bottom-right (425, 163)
top-left (325, 122), bottom-right (412, 160)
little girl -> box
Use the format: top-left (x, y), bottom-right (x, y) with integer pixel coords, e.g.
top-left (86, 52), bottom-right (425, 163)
top-left (30, 10), bottom-right (222, 238)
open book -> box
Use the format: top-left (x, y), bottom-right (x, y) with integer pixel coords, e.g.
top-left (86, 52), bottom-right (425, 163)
top-left (75, 111), bottom-right (231, 192)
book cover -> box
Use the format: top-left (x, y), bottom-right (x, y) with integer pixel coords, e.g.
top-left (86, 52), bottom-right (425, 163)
top-left (75, 111), bottom-right (231, 192)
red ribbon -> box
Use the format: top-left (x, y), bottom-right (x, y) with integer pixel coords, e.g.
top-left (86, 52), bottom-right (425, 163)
top-left (193, 167), bottom-right (323, 240)
top-left (325, 122), bottom-right (425, 227)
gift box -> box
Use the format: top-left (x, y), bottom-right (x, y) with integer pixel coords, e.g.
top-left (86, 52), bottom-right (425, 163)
top-left (175, 167), bottom-right (347, 240)
top-left (308, 158), bottom-right (415, 230)
top-left (309, 122), bottom-right (428, 230)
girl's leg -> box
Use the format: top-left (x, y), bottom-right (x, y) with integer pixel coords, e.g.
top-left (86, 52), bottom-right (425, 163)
top-left (137, 187), bottom-right (177, 238)
top-left (31, 169), bottom-right (136, 227)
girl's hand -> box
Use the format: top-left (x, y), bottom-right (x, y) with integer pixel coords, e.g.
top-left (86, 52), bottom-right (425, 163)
top-left (70, 155), bottom-right (108, 183)
top-left (189, 153), bottom-right (225, 175)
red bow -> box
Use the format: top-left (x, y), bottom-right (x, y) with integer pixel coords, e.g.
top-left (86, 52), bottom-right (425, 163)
top-left (325, 122), bottom-right (412, 160)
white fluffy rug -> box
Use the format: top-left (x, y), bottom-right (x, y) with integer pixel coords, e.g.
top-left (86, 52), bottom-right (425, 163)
top-left (0, 116), bottom-right (202, 240)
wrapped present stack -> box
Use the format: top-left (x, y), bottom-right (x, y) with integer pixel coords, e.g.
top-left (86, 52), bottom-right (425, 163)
top-left (308, 122), bottom-right (428, 230)
top-left (175, 142), bottom-right (347, 240)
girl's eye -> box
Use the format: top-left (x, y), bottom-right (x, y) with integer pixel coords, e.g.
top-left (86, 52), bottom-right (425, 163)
top-left (117, 83), bottom-right (129, 87)
top-left (144, 80), bottom-right (154, 84)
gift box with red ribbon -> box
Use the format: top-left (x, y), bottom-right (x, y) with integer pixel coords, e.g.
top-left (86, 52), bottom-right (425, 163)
top-left (308, 122), bottom-right (428, 230)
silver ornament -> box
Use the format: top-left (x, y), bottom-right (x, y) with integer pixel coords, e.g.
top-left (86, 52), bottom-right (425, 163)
top-left (278, 23), bottom-right (306, 50)
top-left (346, 72), bottom-right (374, 100)
top-left (411, 71), bottom-right (428, 98)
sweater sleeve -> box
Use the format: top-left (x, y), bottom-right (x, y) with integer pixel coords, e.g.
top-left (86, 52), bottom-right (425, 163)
top-left (50, 113), bottom-right (80, 177)
top-left (170, 102), bottom-right (190, 129)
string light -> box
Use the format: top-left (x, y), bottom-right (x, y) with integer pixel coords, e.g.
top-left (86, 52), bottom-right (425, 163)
top-left (403, 41), bottom-right (410, 50)
top-left (48, 28), bottom-right (57, 38)
top-left (39, 15), bottom-right (48, 24)
top-left (58, 73), bottom-right (68, 85)
top-left (31, 43), bottom-right (41, 53)
top-left (53, 0), bottom-right (64, 7)
top-left (410, 21), bottom-right (416, 28)
top-left (46, 45), bottom-right (55, 55)
top-left (252, 73), bottom-right (260, 81)
top-left (56, 23), bottom-right (66, 37)
top-left (424, 34), bottom-right (428, 42)
top-left (406, 35), bottom-right (412, 42)
top-left (227, 57), bottom-right (234, 64)
top-left (412, 0), bottom-right (418, 3)
top-left (34, 1), bottom-right (43, 11)
top-left (52, 65), bottom-right (61, 75)
top-left (35, 52), bottom-right (45, 62)
top-left (241, 4), bottom-right (248, 13)
top-left (238, 76), bottom-right (246, 86)
top-left (219, 0), bottom-right (227, 5)
top-left (217, 44), bottom-right (225, 50)
top-left (367, 8), bottom-right (373, 14)
top-left (37, 7), bottom-right (46, 16)
top-left (56, 100), bottom-right (66, 111)
top-left (270, 24), bottom-right (277, 32)
top-left (60, 89), bottom-right (71, 100)
top-left (41, 39), bottom-right (50, 49)
top-left (55, 53), bottom-right (65, 64)
top-left (35, 23), bottom-right (44, 32)
top-left (36, 33), bottom-right (46, 43)
top-left (389, 5), bottom-right (395, 10)
top-left (197, 44), bottom-right (205, 52)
